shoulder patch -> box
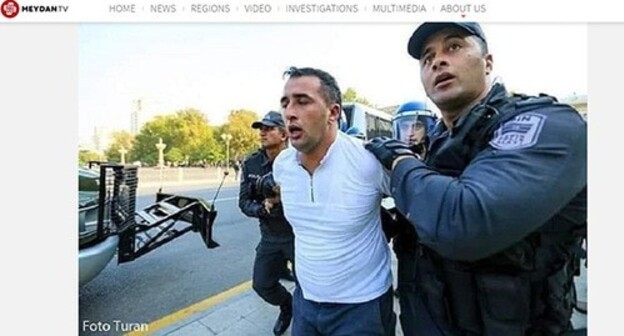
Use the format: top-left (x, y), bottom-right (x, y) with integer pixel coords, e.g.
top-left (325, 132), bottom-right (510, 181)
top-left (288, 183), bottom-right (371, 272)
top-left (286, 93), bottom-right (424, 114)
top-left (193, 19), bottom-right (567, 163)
top-left (489, 113), bottom-right (546, 150)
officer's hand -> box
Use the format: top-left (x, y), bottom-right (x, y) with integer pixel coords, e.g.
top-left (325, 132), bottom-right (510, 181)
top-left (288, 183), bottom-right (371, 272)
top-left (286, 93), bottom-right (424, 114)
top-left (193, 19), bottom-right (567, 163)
top-left (365, 137), bottom-right (416, 170)
top-left (263, 198), bottom-right (274, 213)
top-left (263, 195), bottom-right (281, 213)
top-left (256, 173), bottom-right (277, 198)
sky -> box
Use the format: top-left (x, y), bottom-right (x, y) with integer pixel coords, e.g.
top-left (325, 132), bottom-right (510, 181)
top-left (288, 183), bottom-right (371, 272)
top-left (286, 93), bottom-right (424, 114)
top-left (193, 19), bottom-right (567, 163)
top-left (78, 23), bottom-right (587, 144)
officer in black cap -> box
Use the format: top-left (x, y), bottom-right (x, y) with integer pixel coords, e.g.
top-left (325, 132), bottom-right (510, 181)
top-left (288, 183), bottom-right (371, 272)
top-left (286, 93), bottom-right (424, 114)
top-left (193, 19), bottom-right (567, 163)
top-left (366, 22), bottom-right (587, 335)
top-left (407, 22), bottom-right (488, 60)
top-left (239, 111), bottom-right (295, 336)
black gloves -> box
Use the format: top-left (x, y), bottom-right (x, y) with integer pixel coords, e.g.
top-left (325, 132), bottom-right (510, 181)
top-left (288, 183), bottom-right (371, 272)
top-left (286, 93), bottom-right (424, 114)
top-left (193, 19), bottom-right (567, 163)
top-left (256, 173), bottom-right (278, 198)
top-left (365, 137), bottom-right (417, 170)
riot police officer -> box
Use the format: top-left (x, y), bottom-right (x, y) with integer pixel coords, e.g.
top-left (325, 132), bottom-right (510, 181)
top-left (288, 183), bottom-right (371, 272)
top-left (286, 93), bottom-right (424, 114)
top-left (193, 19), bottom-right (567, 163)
top-left (388, 101), bottom-right (438, 336)
top-left (366, 22), bottom-right (587, 335)
top-left (238, 111), bottom-right (294, 336)
top-left (392, 101), bottom-right (437, 158)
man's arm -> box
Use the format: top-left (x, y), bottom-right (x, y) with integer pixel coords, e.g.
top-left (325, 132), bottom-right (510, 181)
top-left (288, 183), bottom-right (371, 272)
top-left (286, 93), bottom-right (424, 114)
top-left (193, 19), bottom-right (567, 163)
top-left (390, 110), bottom-right (587, 261)
top-left (238, 159), bottom-right (265, 218)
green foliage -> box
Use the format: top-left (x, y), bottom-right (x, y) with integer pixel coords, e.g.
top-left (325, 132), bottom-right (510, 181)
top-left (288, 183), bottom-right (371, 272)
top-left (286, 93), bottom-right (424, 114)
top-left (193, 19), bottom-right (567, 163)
top-left (165, 147), bottom-right (185, 163)
top-left (220, 109), bottom-right (262, 161)
top-left (342, 87), bottom-right (373, 107)
top-left (131, 115), bottom-right (173, 165)
top-left (131, 108), bottom-right (220, 166)
top-left (79, 150), bottom-right (103, 166)
top-left (87, 107), bottom-right (269, 167)
top-left (105, 130), bottom-right (135, 163)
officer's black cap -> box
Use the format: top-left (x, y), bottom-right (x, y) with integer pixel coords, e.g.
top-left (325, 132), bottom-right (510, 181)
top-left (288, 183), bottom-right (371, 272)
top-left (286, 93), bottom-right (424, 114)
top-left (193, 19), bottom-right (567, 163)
top-left (408, 22), bottom-right (487, 60)
top-left (252, 111), bottom-right (285, 129)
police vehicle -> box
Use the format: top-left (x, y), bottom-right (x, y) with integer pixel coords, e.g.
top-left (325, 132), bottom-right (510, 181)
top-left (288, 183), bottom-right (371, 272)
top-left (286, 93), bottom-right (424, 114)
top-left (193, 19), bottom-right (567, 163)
top-left (78, 162), bottom-right (224, 286)
top-left (341, 102), bottom-right (393, 140)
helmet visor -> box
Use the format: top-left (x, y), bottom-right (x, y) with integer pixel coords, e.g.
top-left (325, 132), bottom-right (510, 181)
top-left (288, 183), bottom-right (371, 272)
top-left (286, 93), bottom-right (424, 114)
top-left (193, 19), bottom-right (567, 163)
top-left (393, 114), bottom-right (436, 145)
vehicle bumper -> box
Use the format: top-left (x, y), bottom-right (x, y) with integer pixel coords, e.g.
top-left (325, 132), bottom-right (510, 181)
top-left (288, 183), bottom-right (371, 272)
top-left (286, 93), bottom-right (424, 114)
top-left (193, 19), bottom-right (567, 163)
top-left (79, 235), bottom-right (118, 286)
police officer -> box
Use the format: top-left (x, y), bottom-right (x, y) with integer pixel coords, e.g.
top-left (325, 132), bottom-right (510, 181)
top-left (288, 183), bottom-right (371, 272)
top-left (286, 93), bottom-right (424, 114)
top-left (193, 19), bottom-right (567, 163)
top-left (366, 22), bottom-right (587, 335)
top-left (238, 111), bottom-right (294, 336)
top-left (388, 101), bottom-right (438, 336)
top-left (392, 101), bottom-right (437, 158)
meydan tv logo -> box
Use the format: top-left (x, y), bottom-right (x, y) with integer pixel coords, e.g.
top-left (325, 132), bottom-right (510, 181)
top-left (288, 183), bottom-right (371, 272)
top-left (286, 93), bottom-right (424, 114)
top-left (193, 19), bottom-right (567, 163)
top-left (1, 0), bottom-right (19, 18)
top-left (1, 0), bottom-right (69, 18)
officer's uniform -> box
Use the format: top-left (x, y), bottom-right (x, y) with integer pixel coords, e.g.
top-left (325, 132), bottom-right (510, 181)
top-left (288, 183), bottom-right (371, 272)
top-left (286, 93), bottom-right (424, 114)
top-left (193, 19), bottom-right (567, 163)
top-left (384, 101), bottom-right (438, 336)
top-left (383, 210), bottom-right (420, 335)
top-left (388, 82), bottom-right (587, 335)
top-left (238, 148), bottom-right (294, 308)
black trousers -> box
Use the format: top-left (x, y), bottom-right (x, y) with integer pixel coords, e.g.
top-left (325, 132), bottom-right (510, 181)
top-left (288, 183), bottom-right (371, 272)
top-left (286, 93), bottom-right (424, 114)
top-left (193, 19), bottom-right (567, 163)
top-left (252, 235), bottom-right (295, 306)
top-left (396, 250), bottom-right (447, 336)
top-left (396, 250), bottom-right (420, 336)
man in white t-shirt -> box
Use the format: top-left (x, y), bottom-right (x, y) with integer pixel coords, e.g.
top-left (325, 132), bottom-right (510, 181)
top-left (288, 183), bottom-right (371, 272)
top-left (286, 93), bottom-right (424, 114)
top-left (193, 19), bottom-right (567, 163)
top-left (272, 66), bottom-right (396, 335)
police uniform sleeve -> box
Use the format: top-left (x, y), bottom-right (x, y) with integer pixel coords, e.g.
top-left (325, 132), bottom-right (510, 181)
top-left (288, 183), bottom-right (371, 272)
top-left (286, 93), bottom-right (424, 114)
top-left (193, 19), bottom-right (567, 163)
top-left (391, 108), bottom-right (587, 262)
top-left (238, 157), bottom-right (265, 218)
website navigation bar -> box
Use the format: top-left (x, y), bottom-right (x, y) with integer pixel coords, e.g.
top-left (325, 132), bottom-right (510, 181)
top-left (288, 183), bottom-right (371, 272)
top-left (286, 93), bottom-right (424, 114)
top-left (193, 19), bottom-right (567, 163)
top-left (1, 0), bottom-right (618, 22)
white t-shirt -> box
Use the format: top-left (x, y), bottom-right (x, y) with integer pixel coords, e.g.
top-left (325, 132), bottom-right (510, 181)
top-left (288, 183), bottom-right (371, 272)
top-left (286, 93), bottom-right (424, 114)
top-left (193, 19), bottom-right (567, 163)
top-left (273, 132), bottom-right (392, 303)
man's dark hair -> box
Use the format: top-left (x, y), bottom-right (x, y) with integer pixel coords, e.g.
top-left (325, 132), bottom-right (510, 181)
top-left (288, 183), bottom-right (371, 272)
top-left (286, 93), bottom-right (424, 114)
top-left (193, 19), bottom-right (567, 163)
top-left (283, 66), bottom-right (342, 109)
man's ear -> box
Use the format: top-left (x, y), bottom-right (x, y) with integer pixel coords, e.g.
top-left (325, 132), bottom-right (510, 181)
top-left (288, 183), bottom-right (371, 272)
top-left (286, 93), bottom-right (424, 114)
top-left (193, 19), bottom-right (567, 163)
top-left (485, 54), bottom-right (494, 75)
top-left (328, 103), bottom-right (341, 123)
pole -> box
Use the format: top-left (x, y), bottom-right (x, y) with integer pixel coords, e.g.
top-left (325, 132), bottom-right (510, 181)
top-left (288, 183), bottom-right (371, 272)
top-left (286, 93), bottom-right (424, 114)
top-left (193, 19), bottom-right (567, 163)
top-left (226, 140), bottom-right (230, 172)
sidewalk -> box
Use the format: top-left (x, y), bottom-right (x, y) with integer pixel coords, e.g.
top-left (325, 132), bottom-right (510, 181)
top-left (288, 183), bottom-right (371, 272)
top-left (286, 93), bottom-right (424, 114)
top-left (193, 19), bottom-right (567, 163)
top-left (149, 281), bottom-right (299, 336)
top-left (132, 259), bottom-right (587, 336)
top-left (141, 258), bottom-right (404, 336)
top-left (136, 178), bottom-right (240, 196)
top-left (134, 167), bottom-right (241, 195)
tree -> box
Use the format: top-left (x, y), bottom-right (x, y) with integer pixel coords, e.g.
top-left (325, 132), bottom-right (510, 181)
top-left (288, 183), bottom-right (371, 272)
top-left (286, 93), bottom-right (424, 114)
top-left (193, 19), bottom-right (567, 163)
top-left (130, 116), bottom-right (166, 165)
top-left (220, 109), bottom-right (262, 161)
top-left (172, 109), bottom-right (220, 164)
top-left (131, 108), bottom-right (220, 166)
top-left (342, 87), bottom-right (373, 107)
top-left (165, 147), bottom-right (185, 164)
top-left (78, 149), bottom-right (103, 166)
top-left (105, 131), bottom-right (135, 163)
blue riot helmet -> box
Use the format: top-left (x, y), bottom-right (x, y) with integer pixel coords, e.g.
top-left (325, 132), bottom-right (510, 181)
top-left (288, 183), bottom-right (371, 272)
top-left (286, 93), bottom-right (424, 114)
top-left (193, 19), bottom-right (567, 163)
top-left (345, 126), bottom-right (366, 140)
top-left (392, 101), bottom-right (437, 155)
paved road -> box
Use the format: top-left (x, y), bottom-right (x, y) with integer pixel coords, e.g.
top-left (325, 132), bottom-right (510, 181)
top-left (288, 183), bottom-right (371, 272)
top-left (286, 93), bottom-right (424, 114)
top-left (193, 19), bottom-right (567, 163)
top-left (79, 185), bottom-right (257, 336)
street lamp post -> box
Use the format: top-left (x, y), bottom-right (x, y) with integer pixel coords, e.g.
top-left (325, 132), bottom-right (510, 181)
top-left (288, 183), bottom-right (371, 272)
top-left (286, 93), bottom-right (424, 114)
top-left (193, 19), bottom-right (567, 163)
top-left (119, 146), bottom-right (128, 164)
top-left (155, 138), bottom-right (167, 186)
top-left (220, 133), bottom-right (233, 172)
top-left (156, 138), bottom-right (167, 168)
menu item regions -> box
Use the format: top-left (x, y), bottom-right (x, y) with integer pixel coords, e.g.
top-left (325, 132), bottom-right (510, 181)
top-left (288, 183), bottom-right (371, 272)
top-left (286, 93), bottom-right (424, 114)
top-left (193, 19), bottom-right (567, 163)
top-left (190, 3), bottom-right (231, 13)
